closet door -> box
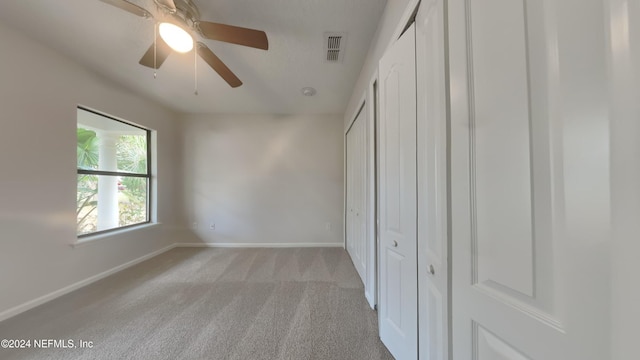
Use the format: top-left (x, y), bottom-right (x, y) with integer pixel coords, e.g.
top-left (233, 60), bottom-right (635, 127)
top-left (449, 0), bottom-right (610, 358)
top-left (378, 23), bottom-right (418, 360)
top-left (346, 123), bottom-right (353, 258)
top-left (416, 0), bottom-right (448, 358)
top-left (346, 109), bottom-right (366, 282)
top-left (356, 112), bottom-right (367, 279)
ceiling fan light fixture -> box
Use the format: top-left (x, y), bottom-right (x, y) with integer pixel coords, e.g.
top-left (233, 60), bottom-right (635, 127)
top-left (159, 22), bottom-right (194, 53)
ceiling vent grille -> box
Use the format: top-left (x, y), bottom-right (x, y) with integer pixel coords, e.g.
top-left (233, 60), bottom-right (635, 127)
top-left (324, 32), bottom-right (347, 63)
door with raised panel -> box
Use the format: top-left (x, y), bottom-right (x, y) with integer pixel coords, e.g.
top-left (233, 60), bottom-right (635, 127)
top-left (416, 0), bottom-right (448, 359)
top-left (346, 109), bottom-right (367, 282)
top-left (449, 0), bottom-right (610, 359)
top-left (346, 119), bottom-right (355, 269)
top-left (378, 23), bottom-right (418, 360)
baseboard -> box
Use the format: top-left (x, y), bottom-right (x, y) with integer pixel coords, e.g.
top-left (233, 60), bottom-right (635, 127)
top-left (0, 243), bottom-right (176, 323)
top-left (177, 242), bottom-right (344, 248)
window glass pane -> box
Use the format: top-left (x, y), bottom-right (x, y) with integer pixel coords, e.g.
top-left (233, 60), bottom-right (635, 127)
top-left (77, 108), bottom-right (147, 174)
top-left (116, 135), bottom-right (147, 174)
top-left (77, 128), bottom-right (99, 170)
top-left (76, 175), bottom-right (148, 235)
top-left (77, 174), bottom-right (98, 235)
top-left (118, 176), bottom-right (149, 227)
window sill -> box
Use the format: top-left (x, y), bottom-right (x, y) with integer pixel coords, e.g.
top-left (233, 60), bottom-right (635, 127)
top-left (71, 222), bottom-right (161, 248)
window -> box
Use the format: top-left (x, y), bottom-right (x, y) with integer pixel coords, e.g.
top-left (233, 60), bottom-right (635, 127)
top-left (76, 107), bottom-right (151, 236)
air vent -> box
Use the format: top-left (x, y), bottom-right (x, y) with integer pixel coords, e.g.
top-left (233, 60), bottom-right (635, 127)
top-left (324, 32), bottom-right (347, 63)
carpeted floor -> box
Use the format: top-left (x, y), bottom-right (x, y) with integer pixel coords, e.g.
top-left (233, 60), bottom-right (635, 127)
top-left (0, 247), bottom-right (393, 360)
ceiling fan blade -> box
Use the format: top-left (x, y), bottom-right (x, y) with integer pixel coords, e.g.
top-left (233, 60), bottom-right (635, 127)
top-left (139, 37), bottom-right (172, 69)
top-left (197, 42), bottom-right (243, 88)
top-left (98, 0), bottom-right (152, 18)
top-left (198, 22), bottom-right (269, 50)
top-left (155, 0), bottom-right (177, 13)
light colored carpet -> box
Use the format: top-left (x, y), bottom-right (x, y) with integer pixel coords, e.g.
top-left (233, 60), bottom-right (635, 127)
top-left (0, 247), bottom-right (393, 360)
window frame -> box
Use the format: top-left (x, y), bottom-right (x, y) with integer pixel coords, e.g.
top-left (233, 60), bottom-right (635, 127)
top-left (76, 106), bottom-right (152, 238)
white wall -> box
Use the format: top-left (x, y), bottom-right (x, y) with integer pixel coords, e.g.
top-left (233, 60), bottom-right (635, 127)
top-left (0, 22), bottom-right (183, 319)
top-left (180, 114), bottom-right (344, 246)
top-left (607, 1), bottom-right (640, 359)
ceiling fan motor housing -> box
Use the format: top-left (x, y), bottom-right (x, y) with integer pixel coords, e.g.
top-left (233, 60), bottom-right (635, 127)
top-left (154, 0), bottom-right (201, 30)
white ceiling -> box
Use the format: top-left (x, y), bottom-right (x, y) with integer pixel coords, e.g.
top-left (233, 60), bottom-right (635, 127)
top-left (0, 0), bottom-right (387, 115)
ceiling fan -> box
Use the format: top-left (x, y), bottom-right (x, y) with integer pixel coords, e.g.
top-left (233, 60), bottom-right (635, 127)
top-left (99, 0), bottom-right (269, 88)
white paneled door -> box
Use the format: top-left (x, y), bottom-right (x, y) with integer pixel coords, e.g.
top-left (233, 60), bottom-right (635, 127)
top-left (449, 0), bottom-right (610, 359)
top-left (416, 0), bottom-right (448, 359)
top-left (346, 108), bottom-right (367, 283)
top-left (378, 23), bottom-right (418, 360)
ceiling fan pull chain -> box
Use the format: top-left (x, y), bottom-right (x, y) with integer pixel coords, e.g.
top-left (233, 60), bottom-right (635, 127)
top-left (194, 44), bottom-right (198, 95)
top-left (153, 22), bottom-right (158, 79)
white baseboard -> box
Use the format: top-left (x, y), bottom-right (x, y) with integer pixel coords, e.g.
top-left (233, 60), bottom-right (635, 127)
top-left (0, 244), bottom-right (176, 323)
top-left (177, 242), bottom-right (344, 248)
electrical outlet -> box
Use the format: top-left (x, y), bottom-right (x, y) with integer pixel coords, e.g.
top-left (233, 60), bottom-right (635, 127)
top-left (209, 223), bottom-right (216, 230)
top-left (191, 222), bottom-right (198, 229)
top-left (325, 222), bottom-right (332, 231)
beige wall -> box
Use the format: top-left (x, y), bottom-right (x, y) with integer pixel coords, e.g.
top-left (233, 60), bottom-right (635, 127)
top-left (0, 5), bottom-right (351, 319)
top-left (180, 114), bottom-right (344, 246)
top-left (0, 22), bottom-right (183, 318)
